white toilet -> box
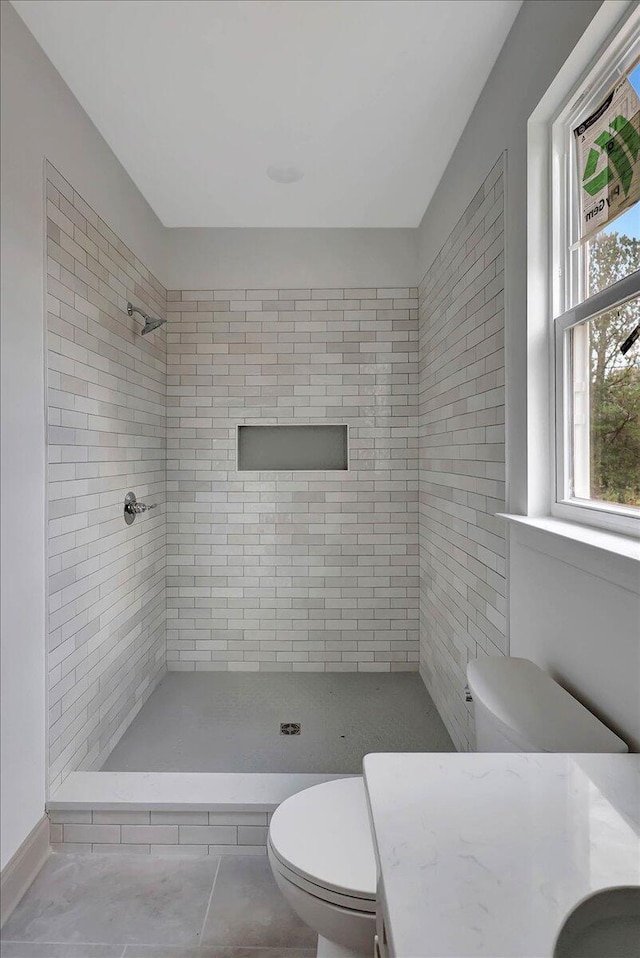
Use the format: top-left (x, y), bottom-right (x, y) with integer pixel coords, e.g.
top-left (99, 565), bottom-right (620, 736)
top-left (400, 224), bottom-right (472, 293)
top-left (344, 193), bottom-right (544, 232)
top-left (466, 656), bottom-right (628, 754)
top-left (268, 777), bottom-right (376, 958)
top-left (268, 657), bottom-right (628, 958)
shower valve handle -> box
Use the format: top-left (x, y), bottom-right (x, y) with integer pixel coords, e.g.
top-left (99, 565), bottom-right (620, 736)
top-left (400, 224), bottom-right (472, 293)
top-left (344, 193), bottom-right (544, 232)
top-left (124, 491), bottom-right (157, 525)
top-left (130, 501), bottom-right (156, 514)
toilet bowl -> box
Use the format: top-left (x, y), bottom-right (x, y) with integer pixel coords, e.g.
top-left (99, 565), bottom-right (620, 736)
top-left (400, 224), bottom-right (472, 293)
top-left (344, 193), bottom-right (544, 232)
top-left (269, 658), bottom-right (627, 956)
top-left (268, 777), bottom-right (376, 958)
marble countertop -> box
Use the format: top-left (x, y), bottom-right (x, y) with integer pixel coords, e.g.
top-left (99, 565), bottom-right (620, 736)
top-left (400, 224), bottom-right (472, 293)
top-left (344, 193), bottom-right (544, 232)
top-left (48, 771), bottom-right (351, 811)
top-left (363, 752), bottom-right (640, 958)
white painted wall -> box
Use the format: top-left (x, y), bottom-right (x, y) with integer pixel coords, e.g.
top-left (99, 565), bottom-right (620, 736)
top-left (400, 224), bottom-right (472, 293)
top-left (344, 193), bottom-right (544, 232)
top-left (417, 0), bottom-right (640, 751)
top-left (166, 227), bottom-right (418, 291)
top-left (510, 523), bottom-right (639, 751)
top-left (0, 1), bottom-right (165, 870)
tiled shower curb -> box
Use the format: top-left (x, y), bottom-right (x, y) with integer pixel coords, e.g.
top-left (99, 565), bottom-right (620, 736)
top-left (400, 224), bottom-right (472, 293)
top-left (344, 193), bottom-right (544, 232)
top-left (47, 771), bottom-right (350, 856)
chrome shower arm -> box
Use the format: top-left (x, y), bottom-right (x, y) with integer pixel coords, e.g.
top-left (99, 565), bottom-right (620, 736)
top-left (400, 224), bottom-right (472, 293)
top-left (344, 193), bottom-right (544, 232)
top-left (127, 303), bottom-right (148, 320)
top-left (126, 302), bottom-right (166, 335)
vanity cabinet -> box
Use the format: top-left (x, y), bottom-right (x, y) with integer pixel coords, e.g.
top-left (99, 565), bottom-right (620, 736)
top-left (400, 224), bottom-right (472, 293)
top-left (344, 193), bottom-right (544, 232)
top-left (373, 884), bottom-right (391, 958)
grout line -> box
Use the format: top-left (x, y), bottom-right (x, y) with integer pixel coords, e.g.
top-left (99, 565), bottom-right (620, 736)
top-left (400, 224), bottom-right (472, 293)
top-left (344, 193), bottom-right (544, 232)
top-left (197, 854), bottom-right (222, 946)
top-left (2, 939), bottom-right (314, 954)
top-left (122, 949), bottom-right (315, 956)
top-left (0, 942), bottom-right (124, 948)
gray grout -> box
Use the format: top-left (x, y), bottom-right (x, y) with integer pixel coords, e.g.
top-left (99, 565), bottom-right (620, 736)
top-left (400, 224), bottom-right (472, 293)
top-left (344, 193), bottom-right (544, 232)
top-left (197, 855), bottom-right (223, 944)
top-left (0, 945), bottom-right (128, 957)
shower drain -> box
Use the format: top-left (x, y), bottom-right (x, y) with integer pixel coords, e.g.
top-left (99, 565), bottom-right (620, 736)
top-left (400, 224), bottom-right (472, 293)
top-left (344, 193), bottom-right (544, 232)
top-left (280, 722), bottom-right (301, 736)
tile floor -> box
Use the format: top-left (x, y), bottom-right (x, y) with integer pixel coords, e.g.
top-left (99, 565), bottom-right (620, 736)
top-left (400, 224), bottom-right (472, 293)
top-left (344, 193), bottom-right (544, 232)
top-left (1, 854), bottom-right (316, 958)
top-left (102, 672), bottom-right (453, 773)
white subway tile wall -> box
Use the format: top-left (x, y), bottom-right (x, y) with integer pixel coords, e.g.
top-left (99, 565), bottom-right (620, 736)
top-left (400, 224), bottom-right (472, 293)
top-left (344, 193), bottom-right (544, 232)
top-left (48, 809), bottom-right (268, 856)
top-left (46, 163), bottom-right (167, 790)
top-left (418, 156), bottom-right (506, 751)
top-left (166, 288), bottom-right (420, 671)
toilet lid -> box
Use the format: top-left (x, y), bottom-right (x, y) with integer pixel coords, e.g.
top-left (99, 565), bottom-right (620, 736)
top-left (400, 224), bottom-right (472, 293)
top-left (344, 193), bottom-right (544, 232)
top-left (268, 777), bottom-right (377, 901)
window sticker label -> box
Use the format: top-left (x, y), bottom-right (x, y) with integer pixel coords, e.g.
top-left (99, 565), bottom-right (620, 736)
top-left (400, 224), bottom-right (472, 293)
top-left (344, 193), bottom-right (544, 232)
top-left (574, 76), bottom-right (640, 241)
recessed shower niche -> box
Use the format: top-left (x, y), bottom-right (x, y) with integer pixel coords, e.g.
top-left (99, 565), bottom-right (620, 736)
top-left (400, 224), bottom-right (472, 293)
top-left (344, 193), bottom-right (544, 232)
top-left (237, 424), bottom-right (349, 471)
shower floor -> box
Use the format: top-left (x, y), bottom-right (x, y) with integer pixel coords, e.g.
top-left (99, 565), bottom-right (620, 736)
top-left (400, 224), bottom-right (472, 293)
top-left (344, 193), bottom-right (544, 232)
top-left (101, 672), bottom-right (454, 774)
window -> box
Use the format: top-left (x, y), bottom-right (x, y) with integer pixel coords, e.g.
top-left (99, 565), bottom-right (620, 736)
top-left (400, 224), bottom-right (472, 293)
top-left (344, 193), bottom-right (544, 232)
top-left (552, 22), bottom-right (640, 535)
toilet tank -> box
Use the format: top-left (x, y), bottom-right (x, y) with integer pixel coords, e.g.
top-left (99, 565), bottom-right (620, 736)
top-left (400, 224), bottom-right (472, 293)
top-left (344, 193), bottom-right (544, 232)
top-left (467, 657), bottom-right (628, 753)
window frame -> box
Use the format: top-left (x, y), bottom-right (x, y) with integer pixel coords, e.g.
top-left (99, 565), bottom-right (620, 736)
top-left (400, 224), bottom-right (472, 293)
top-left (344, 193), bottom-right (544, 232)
top-left (550, 13), bottom-right (640, 538)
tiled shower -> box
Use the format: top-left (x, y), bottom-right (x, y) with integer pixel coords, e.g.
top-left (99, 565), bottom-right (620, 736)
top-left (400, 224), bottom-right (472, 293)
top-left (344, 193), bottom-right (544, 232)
top-left (46, 154), bottom-right (506, 791)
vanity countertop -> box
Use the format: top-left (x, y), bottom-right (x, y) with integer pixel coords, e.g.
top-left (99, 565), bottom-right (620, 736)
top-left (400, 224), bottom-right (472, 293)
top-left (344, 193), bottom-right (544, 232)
top-left (363, 752), bottom-right (640, 958)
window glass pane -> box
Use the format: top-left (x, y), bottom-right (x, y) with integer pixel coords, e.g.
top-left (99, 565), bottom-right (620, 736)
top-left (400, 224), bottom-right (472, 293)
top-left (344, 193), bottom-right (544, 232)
top-left (571, 296), bottom-right (640, 508)
top-left (581, 63), bottom-right (640, 298)
top-left (587, 203), bottom-right (640, 296)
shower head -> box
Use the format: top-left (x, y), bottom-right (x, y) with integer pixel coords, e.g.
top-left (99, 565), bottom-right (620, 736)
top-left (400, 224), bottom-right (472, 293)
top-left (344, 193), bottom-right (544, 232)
top-left (127, 302), bottom-right (166, 336)
top-left (140, 315), bottom-right (165, 335)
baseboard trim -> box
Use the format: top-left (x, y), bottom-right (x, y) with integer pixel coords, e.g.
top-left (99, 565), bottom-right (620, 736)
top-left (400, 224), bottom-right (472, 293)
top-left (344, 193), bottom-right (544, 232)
top-left (0, 816), bottom-right (50, 927)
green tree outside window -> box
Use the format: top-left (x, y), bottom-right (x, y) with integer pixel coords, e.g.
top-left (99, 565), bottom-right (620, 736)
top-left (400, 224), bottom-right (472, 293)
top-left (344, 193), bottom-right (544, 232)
top-left (587, 230), bottom-right (640, 507)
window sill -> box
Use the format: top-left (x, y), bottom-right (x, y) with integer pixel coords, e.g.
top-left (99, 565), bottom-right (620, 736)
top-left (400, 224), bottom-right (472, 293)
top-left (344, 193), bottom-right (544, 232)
top-left (499, 514), bottom-right (640, 592)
